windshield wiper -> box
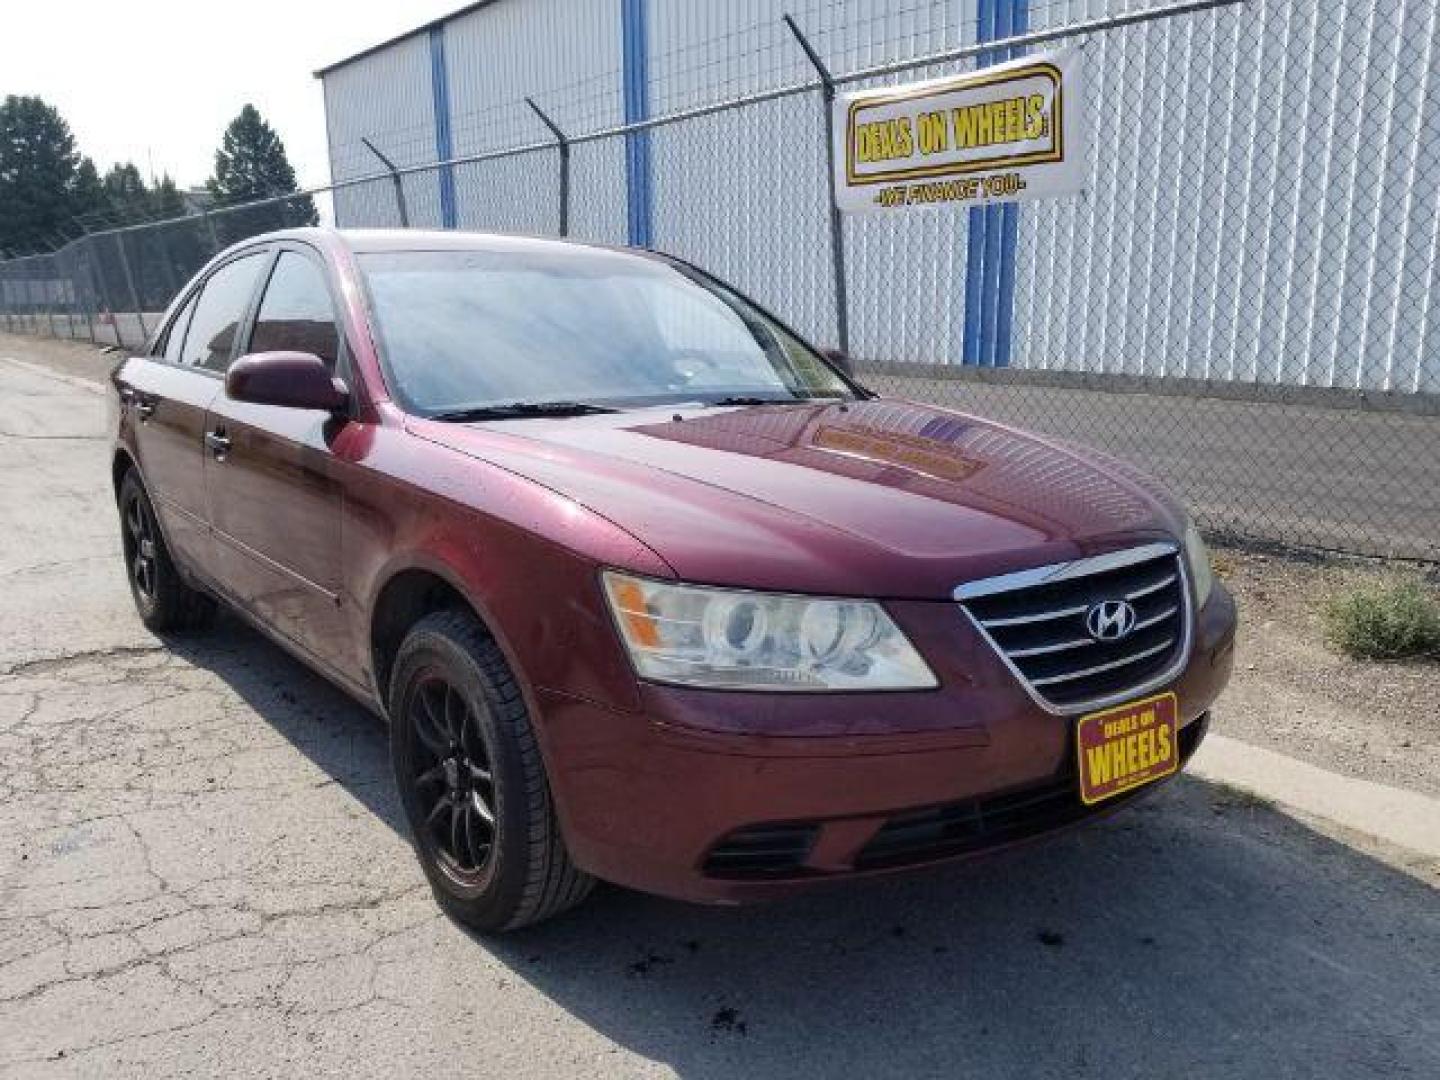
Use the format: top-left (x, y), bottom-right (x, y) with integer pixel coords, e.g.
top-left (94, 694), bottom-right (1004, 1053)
top-left (704, 395), bottom-right (836, 407)
top-left (428, 401), bottom-right (620, 422)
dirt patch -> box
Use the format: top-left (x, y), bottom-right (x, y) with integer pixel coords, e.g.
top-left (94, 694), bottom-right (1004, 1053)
top-left (1211, 545), bottom-right (1440, 798)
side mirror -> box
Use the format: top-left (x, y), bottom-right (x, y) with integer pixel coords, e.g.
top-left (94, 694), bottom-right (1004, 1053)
top-left (820, 346), bottom-right (854, 377)
top-left (226, 352), bottom-right (349, 412)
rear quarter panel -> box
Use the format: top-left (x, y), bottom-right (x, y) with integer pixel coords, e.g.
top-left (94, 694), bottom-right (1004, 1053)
top-left (111, 357), bottom-right (220, 575)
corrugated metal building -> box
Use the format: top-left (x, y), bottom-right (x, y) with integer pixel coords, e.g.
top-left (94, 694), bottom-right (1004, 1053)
top-left (317, 0), bottom-right (1440, 394)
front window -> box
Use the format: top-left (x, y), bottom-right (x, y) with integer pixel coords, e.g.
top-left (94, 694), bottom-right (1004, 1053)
top-left (358, 248), bottom-right (853, 415)
top-left (249, 252), bottom-right (341, 372)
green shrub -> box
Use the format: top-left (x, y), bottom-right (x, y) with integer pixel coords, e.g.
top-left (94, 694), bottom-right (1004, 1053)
top-left (1322, 578), bottom-right (1440, 661)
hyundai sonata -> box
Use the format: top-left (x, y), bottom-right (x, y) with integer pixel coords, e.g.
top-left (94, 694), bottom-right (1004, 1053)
top-left (110, 229), bottom-right (1236, 930)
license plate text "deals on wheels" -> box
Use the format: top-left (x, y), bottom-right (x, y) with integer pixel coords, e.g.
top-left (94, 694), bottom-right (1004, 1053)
top-left (1076, 692), bottom-right (1180, 805)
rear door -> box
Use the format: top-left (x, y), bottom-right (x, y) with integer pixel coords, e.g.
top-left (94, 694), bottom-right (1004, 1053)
top-left (117, 250), bottom-right (267, 580)
top-left (203, 245), bottom-right (352, 670)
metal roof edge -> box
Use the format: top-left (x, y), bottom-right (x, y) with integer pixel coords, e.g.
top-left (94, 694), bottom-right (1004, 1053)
top-left (312, 0), bottom-right (502, 78)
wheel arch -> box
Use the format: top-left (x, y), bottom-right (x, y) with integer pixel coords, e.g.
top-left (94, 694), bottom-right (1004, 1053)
top-left (111, 446), bottom-right (139, 504)
top-left (368, 561), bottom-right (500, 712)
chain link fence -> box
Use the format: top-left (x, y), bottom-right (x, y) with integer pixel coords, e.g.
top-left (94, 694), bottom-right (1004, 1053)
top-left (1, 0), bottom-right (1436, 561)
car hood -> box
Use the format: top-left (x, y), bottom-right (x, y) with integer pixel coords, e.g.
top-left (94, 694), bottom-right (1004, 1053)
top-left (409, 399), bottom-right (1184, 599)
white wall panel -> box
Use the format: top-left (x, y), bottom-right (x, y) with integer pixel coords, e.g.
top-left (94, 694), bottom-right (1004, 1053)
top-left (646, 1), bottom-right (984, 355)
top-left (322, 34), bottom-right (442, 227)
top-left (442, 0), bottom-right (624, 239)
top-left (1012, 0), bottom-right (1440, 392)
top-left (318, 0), bottom-right (1440, 392)
top-left (445, 0), bottom-right (624, 153)
top-left (646, 0), bottom-right (984, 115)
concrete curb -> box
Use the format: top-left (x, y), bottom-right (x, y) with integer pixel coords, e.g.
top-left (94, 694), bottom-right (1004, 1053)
top-left (1190, 733), bottom-right (1440, 860)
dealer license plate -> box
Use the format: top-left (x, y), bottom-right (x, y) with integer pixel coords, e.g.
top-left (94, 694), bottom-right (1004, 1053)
top-left (1076, 692), bottom-right (1180, 806)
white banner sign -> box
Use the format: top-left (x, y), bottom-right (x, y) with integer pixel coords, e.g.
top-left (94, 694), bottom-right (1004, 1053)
top-left (834, 48), bottom-right (1086, 214)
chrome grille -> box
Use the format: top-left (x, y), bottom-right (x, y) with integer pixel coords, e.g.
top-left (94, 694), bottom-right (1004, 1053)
top-left (955, 543), bottom-right (1190, 713)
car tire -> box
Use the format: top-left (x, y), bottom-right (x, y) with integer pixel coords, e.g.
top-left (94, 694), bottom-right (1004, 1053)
top-left (117, 470), bottom-right (217, 633)
top-left (388, 608), bottom-right (594, 932)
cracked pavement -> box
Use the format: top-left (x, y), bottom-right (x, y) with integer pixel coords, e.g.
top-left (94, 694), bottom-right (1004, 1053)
top-left (2, 340), bottom-right (1438, 1078)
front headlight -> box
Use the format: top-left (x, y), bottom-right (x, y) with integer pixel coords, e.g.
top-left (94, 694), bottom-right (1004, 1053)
top-left (602, 572), bottom-right (938, 691)
top-left (1183, 521), bottom-right (1214, 607)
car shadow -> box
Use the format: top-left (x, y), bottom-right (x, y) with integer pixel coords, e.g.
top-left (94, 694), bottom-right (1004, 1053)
top-left (171, 616), bottom-right (1440, 1079)
top-left (159, 613), bottom-right (408, 835)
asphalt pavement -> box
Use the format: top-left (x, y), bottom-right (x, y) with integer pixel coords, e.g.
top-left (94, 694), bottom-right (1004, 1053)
top-left (1, 344), bottom-right (1437, 1079)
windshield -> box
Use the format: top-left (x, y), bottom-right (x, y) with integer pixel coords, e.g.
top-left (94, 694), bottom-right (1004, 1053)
top-left (358, 248), bottom-right (854, 415)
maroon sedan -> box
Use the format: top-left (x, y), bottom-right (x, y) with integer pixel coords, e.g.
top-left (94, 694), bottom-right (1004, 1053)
top-left (111, 229), bottom-right (1235, 931)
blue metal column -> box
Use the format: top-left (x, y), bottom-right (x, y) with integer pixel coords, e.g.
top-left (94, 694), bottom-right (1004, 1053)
top-left (961, 0), bottom-right (997, 365)
top-left (961, 0), bottom-right (1025, 366)
top-left (621, 0), bottom-right (653, 248)
top-left (429, 25), bottom-right (458, 229)
top-left (993, 0), bottom-right (1028, 366)
top-left (976, 0), bottom-right (1014, 366)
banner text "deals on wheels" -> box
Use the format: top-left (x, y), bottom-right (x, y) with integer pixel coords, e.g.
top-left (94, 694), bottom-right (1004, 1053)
top-left (834, 48), bottom-right (1086, 214)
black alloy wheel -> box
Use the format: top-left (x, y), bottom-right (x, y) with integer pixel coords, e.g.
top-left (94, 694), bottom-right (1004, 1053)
top-left (389, 609), bottom-right (593, 931)
top-left (408, 673), bottom-right (498, 883)
top-left (122, 486), bottom-right (159, 604)
top-left (116, 470), bottom-right (216, 632)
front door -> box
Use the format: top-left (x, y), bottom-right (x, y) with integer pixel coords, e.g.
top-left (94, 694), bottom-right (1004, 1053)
top-left (203, 248), bottom-right (351, 671)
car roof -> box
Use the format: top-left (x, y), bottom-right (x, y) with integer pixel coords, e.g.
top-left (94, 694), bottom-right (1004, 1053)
top-left (246, 226), bottom-right (654, 264)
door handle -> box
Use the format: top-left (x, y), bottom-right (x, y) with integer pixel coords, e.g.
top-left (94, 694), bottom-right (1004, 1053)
top-left (205, 430), bottom-right (231, 457)
top-left (134, 397), bottom-right (155, 420)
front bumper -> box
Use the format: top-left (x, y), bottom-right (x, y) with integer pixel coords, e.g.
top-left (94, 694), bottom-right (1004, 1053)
top-left (537, 583), bottom-right (1236, 903)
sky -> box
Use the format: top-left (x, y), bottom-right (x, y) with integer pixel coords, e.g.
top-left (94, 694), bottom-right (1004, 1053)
top-left (2, 0), bottom-right (463, 192)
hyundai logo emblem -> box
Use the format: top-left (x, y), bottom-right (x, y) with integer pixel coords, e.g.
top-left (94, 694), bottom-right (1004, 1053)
top-left (1085, 599), bottom-right (1138, 642)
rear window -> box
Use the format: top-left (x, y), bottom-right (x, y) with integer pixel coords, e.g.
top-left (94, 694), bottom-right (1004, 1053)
top-left (160, 292), bottom-right (198, 366)
top-left (183, 254), bottom-right (265, 373)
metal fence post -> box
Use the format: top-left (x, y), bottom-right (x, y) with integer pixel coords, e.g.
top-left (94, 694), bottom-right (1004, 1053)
top-left (56, 257), bottom-right (73, 340)
top-left (361, 138), bottom-right (411, 228)
top-left (55, 246), bottom-right (78, 340)
top-left (42, 265), bottom-right (59, 338)
top-left (526, 98), bottom-right (571, 238)
top-left (37, 254), bottom-right (53, 338)
top-left (77, 245), bottom-right (98, 345)
top-left (784, 14), bottom-right (850, 355)
top-left (197, 208), bottom-right (221, 256)
top-left (114, 232), bottom-right (147, 346)
top-left (37, 252), bottom-right (57, 338)
top-left (57, 249), bottom-right (76, 340)
top-left (91, 236), bottom-right (122, 347)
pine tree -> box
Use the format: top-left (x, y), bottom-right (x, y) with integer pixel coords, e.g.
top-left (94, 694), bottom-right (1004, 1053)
top-left (71, 157), bottom-right (105, 222)
top-left (0, 95), bottom-right (86, 255)
top-left (150, 175), bottom-right (187, 219)
top-left (207, 104), bottom-right (316, 242)
top-left (101, 163), bottom-right (152, 223)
